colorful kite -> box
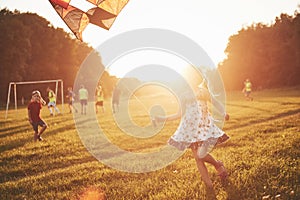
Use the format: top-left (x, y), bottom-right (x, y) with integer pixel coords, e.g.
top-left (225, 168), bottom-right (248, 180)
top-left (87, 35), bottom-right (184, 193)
top-left (49, 0), bottom-right (130, 40)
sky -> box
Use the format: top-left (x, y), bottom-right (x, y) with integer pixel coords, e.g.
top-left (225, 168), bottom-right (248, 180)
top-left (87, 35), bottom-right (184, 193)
top-left (1, 0), bottom-right (299, 79)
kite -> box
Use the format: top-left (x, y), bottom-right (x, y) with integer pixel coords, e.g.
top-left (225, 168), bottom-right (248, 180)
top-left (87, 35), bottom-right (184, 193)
top-left (49, 0), bottom-right (130, 40)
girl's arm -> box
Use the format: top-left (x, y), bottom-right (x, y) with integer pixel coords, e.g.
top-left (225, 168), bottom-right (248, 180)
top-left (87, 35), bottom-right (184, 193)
top-left (160, 108), bottom-right (181, 121)
top-left (154, 97), bottom-right (184, 123)
top-left (154, 109), bottom-right (181, 123)
top-left (199, 86), bottom-right (229, 120)
top-left (209, 92), bottom-right (229, 120)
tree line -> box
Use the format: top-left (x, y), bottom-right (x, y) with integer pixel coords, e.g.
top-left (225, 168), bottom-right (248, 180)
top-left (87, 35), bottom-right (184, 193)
top-left (0, 8), bottom-right (119, 106)
top-left (219, 10), bottom-right (300, 90)
top-left (1, 7), bottom-right (299, 106)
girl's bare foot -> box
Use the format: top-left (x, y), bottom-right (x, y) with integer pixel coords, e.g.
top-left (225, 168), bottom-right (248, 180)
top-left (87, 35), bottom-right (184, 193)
top-left (215, 161), bottom-right (228, 180)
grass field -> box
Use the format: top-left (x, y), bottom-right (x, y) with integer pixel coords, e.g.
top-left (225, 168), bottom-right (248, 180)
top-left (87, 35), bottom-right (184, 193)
top-left (0, 87), bottom-right (299, 200)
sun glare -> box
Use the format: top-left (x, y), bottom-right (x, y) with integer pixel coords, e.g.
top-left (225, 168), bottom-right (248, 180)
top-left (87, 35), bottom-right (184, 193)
top-left (107, 49), bottom-right (189, 83)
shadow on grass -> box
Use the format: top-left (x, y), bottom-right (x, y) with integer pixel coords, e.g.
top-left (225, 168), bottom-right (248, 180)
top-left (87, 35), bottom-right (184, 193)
top-left (0, 123), bottom-right (30, 135)
top-left (0, 137), bottom-right (32, 154)
top-left (0, 155), bottom-right (97, 184)
top-left (219, 179), bottom-right (242, 200)
top-left (0, 121), bottom-right (77, 154)
top-left (226, 102), bottom-right (270, 112)
top-left (224, 108), bottom-right (300, 131)
top-left (0, 159), bottom-right (107, 200)
top-left (0, 127), bottom-right (32, 139)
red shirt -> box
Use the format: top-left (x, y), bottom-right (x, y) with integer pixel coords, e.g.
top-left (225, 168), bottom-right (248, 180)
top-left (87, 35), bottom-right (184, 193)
top-left (28, 101), bottom-right (42, 122)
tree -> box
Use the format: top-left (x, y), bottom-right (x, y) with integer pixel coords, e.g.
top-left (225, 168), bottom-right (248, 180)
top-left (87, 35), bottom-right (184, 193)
top-left (219, 11), bottom-right (300, 90)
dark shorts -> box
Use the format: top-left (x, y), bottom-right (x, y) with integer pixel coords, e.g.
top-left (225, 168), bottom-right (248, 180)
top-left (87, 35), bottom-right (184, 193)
top-left (80, 99), bottom-right (88, 105)
top-left (31, 119), bottom-right (47, 133)
top-left (95, 101), bottom-right (103, 106)
top-left (112, 99), bottom-right (119, 105)
top-left (245, 91), bottom-right (251, 97)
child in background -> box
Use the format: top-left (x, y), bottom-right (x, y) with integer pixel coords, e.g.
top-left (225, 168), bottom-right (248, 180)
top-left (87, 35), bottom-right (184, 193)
top-left (28, 90), bottom-right (48, 142)
top-left (95, 85), bottom-right (105, 113)
top-left (47, 87), bottom-right (61, 116)
top-left (242, 79), bottom-right (253, 101)
top-left (66, 87), bottom-right (78, 113)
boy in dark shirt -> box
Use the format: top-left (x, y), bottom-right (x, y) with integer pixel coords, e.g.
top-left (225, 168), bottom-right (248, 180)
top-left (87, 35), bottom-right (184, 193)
top-left (28, 90), bottom-right (48, 142)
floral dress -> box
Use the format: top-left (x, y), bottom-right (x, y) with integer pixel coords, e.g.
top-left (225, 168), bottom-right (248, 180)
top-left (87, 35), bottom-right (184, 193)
top-left (168, 92), bottom-right (228, 152)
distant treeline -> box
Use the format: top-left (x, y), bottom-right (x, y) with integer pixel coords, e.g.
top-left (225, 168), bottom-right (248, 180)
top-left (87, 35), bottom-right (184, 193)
top-left (0, 8), bottom-right (119, 106)
top-left (1, 8), bottom-right (300, 106)
top-left (219, 11), bottom-right (300, 90)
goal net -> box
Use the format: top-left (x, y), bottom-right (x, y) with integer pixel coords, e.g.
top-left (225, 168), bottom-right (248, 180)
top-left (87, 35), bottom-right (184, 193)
top-left (5, 79), bottom-right (64, 119)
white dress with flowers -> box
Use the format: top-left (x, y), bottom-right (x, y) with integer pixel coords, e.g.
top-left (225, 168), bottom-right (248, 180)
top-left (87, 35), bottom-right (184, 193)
top-left (168, 93), bottom-right (226, 151)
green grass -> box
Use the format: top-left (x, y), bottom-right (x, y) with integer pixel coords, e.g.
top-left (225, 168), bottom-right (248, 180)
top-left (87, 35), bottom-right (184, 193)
top-left (0, 87), bottom-right (299, 200)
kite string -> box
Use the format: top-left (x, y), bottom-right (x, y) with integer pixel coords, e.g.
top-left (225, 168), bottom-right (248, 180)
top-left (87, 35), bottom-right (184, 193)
top-left (121, 83), bottom-right (152, 117)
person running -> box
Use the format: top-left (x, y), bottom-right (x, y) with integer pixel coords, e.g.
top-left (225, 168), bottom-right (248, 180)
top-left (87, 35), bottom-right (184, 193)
top-left (66, 87), bottom-right (78, 113)
top-left (95, 85), bottom-right (105, 113)
top-left (242, 78), bottom-right (253, 101)
top-left (28, 90), bottom-right (48, 142)
top-left (79, 84), bottom-right (88, 115)
top-left (154, 79), bottom-right (230, 194)
top-left (47, 87), bottom-right (61, 116)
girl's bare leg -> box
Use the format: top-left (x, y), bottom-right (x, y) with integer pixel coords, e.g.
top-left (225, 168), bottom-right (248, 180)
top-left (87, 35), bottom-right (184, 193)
top-left (202, 153), bottom-right (228, 179)
top-left (201, 154), bottom-right (221, 168)
top-left (192, 148), bottom-right (213, 188)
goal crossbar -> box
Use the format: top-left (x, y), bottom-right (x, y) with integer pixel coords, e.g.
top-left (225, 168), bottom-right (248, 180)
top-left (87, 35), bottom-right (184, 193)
top-left (5, 79), bottom-right (64, 119)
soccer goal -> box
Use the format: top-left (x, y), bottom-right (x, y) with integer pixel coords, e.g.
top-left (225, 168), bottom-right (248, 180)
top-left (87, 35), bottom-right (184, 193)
top-left (5, 79), bottom-right (64, 119)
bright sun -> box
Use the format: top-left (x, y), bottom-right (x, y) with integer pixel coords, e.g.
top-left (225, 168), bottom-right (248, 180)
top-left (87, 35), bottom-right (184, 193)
top-left (107, 49), bottom-right (189, 83)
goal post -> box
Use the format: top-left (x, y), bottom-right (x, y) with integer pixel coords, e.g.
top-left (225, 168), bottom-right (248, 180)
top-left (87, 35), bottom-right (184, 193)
top-left (5, 79), bottom-right (64, 119)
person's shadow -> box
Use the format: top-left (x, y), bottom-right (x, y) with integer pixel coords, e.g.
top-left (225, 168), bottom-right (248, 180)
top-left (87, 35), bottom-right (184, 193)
top-left (219, 178), bottom-right (241, 200)
top-left (205, 186), bottom-right (217, 200)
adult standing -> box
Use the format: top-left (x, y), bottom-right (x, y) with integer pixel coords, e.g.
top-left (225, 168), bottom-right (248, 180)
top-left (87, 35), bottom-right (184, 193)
top-left (112, 85), bottom-right (121, 113)
top-left (79, 84), bottom-right (88, 115)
